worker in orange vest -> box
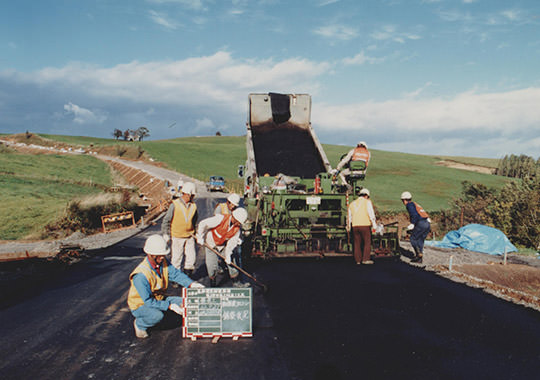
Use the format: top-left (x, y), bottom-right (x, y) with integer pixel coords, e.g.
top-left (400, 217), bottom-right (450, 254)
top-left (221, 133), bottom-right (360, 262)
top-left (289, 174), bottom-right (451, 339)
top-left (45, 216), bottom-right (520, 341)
top-left (196, 208), bottom-right (250, 288)
top-left (348, 188), bottom-right (377, 265)
top-left (401, 191), bottom-right (431, 263)
top-left (161, 182), bottom-right (198, 277)
top-left (335, 141), bottom-right (371, 185)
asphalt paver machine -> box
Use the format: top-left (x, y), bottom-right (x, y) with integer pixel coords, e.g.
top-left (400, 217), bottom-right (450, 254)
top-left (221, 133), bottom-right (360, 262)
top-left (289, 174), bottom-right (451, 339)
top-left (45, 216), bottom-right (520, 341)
top-left (240, 93), bottom-right (373, 258)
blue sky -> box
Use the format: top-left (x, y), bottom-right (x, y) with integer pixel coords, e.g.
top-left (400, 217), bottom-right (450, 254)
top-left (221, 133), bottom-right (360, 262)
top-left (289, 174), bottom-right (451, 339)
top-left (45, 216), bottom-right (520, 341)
top-left (1, 0), bottom-right (539, 158)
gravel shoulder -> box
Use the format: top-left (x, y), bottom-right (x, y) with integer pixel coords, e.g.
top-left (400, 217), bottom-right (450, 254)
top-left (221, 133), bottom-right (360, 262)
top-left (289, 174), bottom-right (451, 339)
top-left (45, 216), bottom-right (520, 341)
top-left (401, 241), bottom-right (540, 312)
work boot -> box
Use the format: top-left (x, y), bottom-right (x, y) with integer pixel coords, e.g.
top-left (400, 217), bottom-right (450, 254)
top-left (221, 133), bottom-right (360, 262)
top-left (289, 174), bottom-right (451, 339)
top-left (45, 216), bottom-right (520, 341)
top-left (362, 260), bottom-right (374, 265)
top-left (184, 268), bottom-right (194, 277)
top-left (133, 320), bottom-right (148, 339)
top-left (411, 253), bottom-right (423, 263)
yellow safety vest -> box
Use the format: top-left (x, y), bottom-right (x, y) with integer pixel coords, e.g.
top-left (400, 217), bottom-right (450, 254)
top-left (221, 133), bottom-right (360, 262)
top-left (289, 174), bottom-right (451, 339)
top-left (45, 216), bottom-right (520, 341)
top-left (170, 199), bottom-right (197, 238)
top-left (127, 258), bottom-right (169, 310)
top-left (216, 202), bottom-right (231, 215)
top-left (349, 197), bottom-right (371, 227)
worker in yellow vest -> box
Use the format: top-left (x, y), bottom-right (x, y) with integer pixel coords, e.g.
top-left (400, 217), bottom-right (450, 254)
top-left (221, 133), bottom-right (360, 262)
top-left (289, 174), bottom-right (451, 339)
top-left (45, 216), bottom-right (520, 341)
top-left (213, 193), bottom-right (240, 215)
top-left (161, 182), bottom-right (198, 276)
top-left (128, 234), bottom-right (204, 339)
top-left (348, 188), bottom-right (377, 265)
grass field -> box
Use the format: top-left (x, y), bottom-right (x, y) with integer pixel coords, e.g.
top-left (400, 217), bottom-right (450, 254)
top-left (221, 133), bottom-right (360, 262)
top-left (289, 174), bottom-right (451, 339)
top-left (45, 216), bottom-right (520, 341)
top-left (1, 132), bottom-right (514, 239)
top-left (142, 136), bottom-right (512, 212)
top-left (0, 151), bottom-right (113, 240)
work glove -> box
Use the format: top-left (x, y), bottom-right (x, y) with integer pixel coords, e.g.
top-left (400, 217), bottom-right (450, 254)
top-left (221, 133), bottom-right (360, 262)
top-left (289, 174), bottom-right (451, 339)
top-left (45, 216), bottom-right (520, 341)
top-left (225, 254), bottom-right (232, 265)
top-left (407, 223), bottom-right (415, 231)
top-left (427, 218), bottom-right (432, 223)
top-left (196, 235), bottom-right (204, 246)
top-left (162, 234), bottom-right (170, 243)
top-left (330, 168), bottom-right (338, 175)
top-left (169, 303), bottom-right (184, 315)
top-left (190, 282), bottom-right (205, 288)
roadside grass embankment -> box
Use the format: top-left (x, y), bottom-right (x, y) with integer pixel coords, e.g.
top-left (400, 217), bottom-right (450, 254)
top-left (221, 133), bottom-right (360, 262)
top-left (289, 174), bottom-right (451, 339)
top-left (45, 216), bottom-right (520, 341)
top-left (0, 150), bottom-right (114, 240)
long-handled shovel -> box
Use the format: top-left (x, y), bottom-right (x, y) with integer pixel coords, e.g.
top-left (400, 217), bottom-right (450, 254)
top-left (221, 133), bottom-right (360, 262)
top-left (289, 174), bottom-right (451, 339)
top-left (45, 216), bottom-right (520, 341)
top-left (199, 241), bottom-right (268, 293)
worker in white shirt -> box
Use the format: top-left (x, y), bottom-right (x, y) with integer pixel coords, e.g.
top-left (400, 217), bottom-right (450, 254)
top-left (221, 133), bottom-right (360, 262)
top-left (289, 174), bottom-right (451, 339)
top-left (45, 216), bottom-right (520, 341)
top-left (196, 208), bottom-right (249, 288)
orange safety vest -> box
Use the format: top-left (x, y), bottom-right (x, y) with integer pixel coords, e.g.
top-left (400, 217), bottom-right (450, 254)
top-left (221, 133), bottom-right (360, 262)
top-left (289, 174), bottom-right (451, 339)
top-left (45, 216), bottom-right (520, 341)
top-left (211, 214), bottom-right (240, 247)
top-left (352, 146), bottom-right (370, 164)
top-left (414, 202), bottom-right (429, 218)
top-left (127, 258), bottom-right (169, 310)
top-left (170, 199), bottom-right (197, 238)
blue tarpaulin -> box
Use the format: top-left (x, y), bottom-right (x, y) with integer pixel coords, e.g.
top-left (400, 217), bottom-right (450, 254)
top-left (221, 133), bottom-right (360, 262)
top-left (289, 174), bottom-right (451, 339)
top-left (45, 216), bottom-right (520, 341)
top-left (425, 224), bottom-right (517, 255)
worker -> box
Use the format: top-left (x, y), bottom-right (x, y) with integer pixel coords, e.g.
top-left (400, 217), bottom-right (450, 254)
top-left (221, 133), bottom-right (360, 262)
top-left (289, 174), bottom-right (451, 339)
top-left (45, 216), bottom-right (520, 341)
top-left (214, 193), bottom-right (240, 215)
top-left (176, 179), bottom-right (184, 193)
top-left (161, 181), bottom-right (198, 276)
top-left (348, 188), bottom-right (377, 265)
top-left (196, 208), bottom-right (250, 288)
top-left (128, 234), bottom-right (204, 339)
top-left (335, 141), bottom-right (371, 185)
top-left (401, 191), bottom-right (431, 263)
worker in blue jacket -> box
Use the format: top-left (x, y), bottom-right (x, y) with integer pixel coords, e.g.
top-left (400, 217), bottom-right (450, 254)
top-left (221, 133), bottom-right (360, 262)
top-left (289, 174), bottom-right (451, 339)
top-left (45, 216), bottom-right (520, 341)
top-left (401, 191), bottom-right (431, 263)
top-left (127, 234), bottom-right (204, 339)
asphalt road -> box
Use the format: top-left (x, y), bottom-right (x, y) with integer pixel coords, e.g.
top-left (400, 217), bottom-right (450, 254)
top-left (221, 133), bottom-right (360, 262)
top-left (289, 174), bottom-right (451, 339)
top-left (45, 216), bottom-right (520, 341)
top-left (1, 195), bottom-right (540, 380)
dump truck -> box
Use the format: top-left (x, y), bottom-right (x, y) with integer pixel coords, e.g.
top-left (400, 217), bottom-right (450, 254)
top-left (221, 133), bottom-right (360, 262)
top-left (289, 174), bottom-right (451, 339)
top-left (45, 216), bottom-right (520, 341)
top-left (240, 93), bottom-right (372, 258)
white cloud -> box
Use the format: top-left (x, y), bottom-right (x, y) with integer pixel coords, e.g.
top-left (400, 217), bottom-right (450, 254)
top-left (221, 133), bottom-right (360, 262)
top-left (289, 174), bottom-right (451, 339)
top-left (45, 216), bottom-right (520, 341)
top-left (312, 88), bottom-right (540, 157)
top-left (148, 10), bottom-right (180, 30)
top-left (63, 102), bottom-right (107, 124)
top-left (25, 52), bottom-right (329, 113)
top-left (313, 24), bottom-right (358, 41)
top-left (146, 0), bottom-right (206, 11)
top-left (342, 51), bottom-right (384, 65)
top-left (318, 0), bottom-right (340, 6)
top-left (3, 53), bottom-right (539, 158)
top-left (195, 117), bottom-right (215, 132)
top-left (370, 25), bottom-right (421, 44)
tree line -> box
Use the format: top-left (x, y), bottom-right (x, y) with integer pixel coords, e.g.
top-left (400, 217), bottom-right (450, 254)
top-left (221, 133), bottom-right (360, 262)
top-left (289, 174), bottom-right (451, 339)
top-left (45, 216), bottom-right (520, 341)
top-left (113, 127), bottom-right (150, 141)
top-left (495, 154), bottom-right (540, 180)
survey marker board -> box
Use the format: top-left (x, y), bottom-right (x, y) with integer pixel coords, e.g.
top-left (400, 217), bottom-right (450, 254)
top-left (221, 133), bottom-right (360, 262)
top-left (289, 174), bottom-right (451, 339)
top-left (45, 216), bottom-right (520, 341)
top-left (182, 287), bottom-right (252, 339)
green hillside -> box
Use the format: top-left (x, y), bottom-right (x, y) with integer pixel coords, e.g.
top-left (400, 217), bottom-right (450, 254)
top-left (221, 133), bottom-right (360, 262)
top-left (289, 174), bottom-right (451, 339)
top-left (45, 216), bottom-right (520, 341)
top-left (141, 136), bottom-right (512, 212)
top-left (0, 149), bottom-right (113, 240)
top-left (3, 133), bottom-right (514, 215)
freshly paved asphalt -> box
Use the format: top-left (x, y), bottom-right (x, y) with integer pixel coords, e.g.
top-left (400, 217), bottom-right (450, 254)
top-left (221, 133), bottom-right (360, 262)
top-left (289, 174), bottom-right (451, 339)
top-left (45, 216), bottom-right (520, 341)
top-left (1, 196), bottom-right (539, 380)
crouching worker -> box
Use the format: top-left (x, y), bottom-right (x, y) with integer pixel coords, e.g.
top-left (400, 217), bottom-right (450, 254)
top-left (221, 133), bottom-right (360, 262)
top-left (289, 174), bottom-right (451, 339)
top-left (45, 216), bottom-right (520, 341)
top-left (128, 234), bottom-right (204, 339)
top-left (196, 208), bottom-right (250, 288)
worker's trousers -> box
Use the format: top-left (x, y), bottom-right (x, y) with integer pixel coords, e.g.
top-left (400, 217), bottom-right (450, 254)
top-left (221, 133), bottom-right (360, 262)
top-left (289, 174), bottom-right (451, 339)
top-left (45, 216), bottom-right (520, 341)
top-left (352, 225), bottom-right (372, 263)
top-left (205, 246), bottom-right (240, 280)
top-left (131, 296), bottom-right (182, 331)
top-left (410, 219), bottom-right (431, 254)
top-left (171, 237), bottom-right (196, 270)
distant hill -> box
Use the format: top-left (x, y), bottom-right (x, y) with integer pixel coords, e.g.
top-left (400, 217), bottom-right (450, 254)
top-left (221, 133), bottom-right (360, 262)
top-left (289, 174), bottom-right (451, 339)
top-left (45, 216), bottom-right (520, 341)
top-left (3, 133), bottom-right (511, 213)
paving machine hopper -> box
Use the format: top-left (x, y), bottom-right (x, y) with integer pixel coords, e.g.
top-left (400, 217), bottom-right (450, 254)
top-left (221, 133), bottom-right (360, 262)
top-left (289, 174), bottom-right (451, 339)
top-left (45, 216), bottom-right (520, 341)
top-left (241, 93), bottom-right (368, 258)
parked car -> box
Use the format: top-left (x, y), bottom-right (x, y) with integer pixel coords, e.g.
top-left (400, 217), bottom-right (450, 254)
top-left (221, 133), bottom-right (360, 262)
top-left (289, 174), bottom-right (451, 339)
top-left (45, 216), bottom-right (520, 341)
top-left (206, 176), bottom-right (225, 192)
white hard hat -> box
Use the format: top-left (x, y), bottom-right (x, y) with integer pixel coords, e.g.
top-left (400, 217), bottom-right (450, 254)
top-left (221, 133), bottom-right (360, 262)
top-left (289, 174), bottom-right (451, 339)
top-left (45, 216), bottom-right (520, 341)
top-left (232, 208), bottom-right (248, 224)
top-left (401, 191), bottom-right (412, 200)
top-left (143, 234), bottom-right (170, 256)
top-left (359, 188), bottom-right (370, 196)
top-left (227, 193), bottom-right (241, 206)
top-left (358, 141), bottom-right (368, 148)
top-left (182, 182), bottom-right (196, 195)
